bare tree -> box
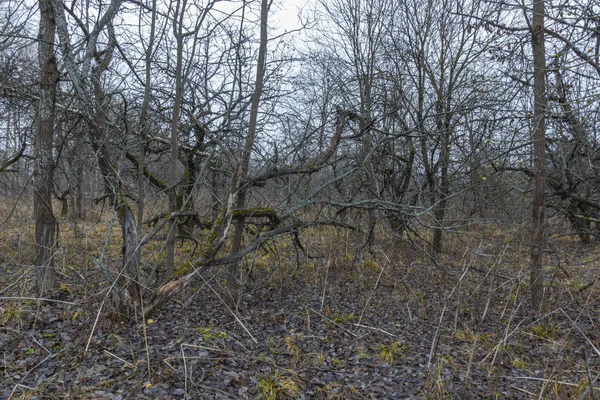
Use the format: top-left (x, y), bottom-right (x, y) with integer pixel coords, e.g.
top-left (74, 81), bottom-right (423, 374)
top-left (530, 0), bottom-right (546, 312)
top-left (52, 0), bottom-right (143, 311)
top-left (33, 0), bottom-right (59, 296)
top-left (137, 0), bottom-right (158, 231)
top-left (161, 0), bottom-right (217, 279)
top-left (228, 0), bottom-right (272, 300)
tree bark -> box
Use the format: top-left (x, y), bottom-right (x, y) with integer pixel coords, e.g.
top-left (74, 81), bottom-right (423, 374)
top-left (34, 0), bottom-right (59, 296)
top-left (114, 207), bottom-right (141, 312)
top-left (432, 98), bottom-right (453, 254)
top-left (228, 0), bottom-right (271, 299)
top-left (166, 0), bottom-right (186, 280)
top-left (531, 0), bottom-right (547, 313)
top-left (137, 0), bottom-right (157, 232)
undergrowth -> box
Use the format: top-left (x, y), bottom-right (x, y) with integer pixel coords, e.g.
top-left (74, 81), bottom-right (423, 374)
top-left (1, 202), bottom-right (599, 398)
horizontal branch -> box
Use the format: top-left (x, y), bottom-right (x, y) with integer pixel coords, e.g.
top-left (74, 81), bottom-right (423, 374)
top-left (138, 211), bottom-right (198, 247)
top-left (148, 136), bottom-right (209, 158)
top-left (242, 162), bottom-right (336, 189)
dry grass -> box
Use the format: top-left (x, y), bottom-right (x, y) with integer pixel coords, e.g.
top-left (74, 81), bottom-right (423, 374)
top-left (1, 199), bottom-right (599, 398)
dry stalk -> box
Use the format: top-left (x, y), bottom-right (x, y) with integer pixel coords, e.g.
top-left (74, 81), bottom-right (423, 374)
top-left (19, 334), bottom-right (51, 382)
top-left (427, 264), bottom-right (470, 369)
top-left (0, 296), bottom-right (78, 305)
top-left (461, 334), bottom-right (480, 399)
top-left (8, 383), bottom-right (35, 400)
top-left (320, 249), bottom-right (330, 312)
top-left (0, 266), bottom-right (36, 295)
top-left (200, 275), bottom-right (257, 344)
top-left (353, 323), bottom-right (394, 337)
top-left (357, 265), bottom-right (384, 326)
top-left (306, 307), bottom-right (358, 338)
top-left (181, 344), bottom-right (189, 397)
top-left (139, 289), bottom-right (152, 380)
top-left (560, 308), bottom-right (600, 357)
top-left (580, 348), bottom-right (598, 400)
top-left (85, 210), bottom-right (118, 354)
top-left (104, 350), bottom-right (134, 368)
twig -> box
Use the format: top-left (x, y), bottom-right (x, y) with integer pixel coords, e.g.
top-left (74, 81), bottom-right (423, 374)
top-left (510, 385), bottom-right (536, 396)
top-left (582, 348), bottom-right (598, 400)
top-left (461, 334), bottom-right (480, 399)
top-left (195, 384), bottom-right (237, 398)
top-left (86, 211), bottom-right (142, 354)
top-left (137, 212), bottom-right (198, 247)
top-left (0, 266), bottom-right (35, 295)
top-left (0, 173), bottom-right (33, 227)
top-left (560, 309), bottom-right (600, 357)
top-left (178, 343), bottom-right (302, 377)
top-left (85, 296), bottom-right (107, 354)
top-left (8, 384), bottom-right (35, 400)
top-left (470, 244), bottom-right (509, 296)
top-left (306, 307), bottom-right (358, 338)
top-left (428, 303), bottom-right (447, 370)
top-left (20, 334), bottom-right (52, 382)
top-left (0, 296), bottom-right (78, 305)
top-left (104, 350), bottom-right (134, 368)
top-left (484, 304), bottom-right (549, 367)
top-left (180, 343), bottom-right (224, 352)
top-left (139, 289), bottom-right (152, 380)
top-left (353, 323), bottom-right (394, 337)
top-left (501, 375), bottom-right (579, 387)
top-left (163, 359), bottom-right (177, 371)
top-left (428, 265), bottom-right (470, 369)
top-left (200, 275), bottom-right (258, 344)
top-left (173, 267), bottom-right (219, 319)
top-left (85, 211), bottom-right (119, 354)
top-left (320, 251), bottom-right (330, 312)
top-left (181, 344), bottom-right (189, 399)
top-left (357, 265), bottom-right (384, 325)
top-left (578, 277), bottom-right (599, 293)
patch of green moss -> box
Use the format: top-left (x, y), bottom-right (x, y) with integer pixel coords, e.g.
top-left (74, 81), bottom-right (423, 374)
top-left (233, 207), bottom-right (280, 225)
top-left (173, 263), bottom-right (193, 277)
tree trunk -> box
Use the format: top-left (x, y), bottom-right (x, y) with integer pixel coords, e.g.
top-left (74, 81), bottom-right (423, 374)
top-left (228, 0), bottom-right (271, 300)
top-left (113, 207), bottom-right (141, 313)
top-left (432, 100), bottom-right (452, 254)
top-left (531, 0), bottom-right (547, 313)
top-left (137, 0), bottom-right (157, 232)
top-left (34, 0), bottom-right (59, 296)
top-left (166, 0), bottom-right (186, 280)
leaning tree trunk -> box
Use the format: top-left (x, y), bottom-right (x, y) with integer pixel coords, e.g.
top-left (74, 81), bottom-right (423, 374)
top-left (34, 0), bottom-right (59, 296)
top-left (530, 0), bottom-right (547, 313)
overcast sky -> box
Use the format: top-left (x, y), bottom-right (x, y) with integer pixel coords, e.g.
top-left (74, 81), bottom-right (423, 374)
top-left (272, 0), bottom-right (314, 33)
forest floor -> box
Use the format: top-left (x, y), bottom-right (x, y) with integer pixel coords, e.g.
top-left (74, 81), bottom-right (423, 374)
top-left (1, 211), bottom-right (600, 399)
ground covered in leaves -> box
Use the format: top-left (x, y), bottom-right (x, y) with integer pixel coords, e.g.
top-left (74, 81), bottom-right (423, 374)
top-left (1, 214), bottom-right (600, 399)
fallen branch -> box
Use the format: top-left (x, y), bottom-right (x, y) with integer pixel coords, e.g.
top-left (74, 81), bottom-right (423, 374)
top-left (143, 220), bottom-right (350, 317)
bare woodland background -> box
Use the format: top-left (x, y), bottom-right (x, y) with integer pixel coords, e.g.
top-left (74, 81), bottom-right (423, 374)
top-left (1, 0), bottom-right (600, 398)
